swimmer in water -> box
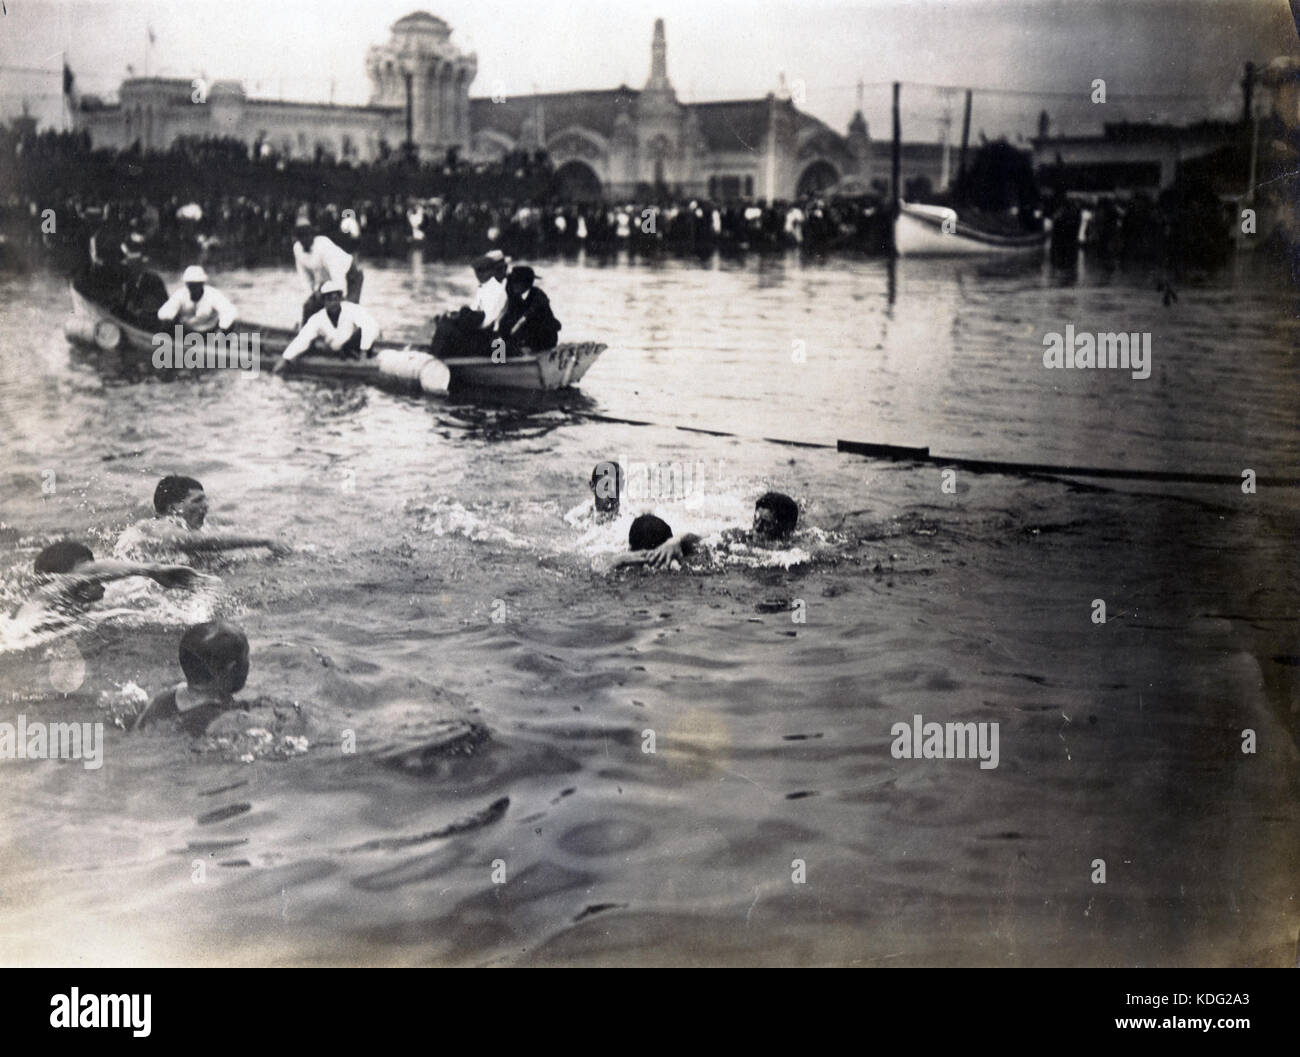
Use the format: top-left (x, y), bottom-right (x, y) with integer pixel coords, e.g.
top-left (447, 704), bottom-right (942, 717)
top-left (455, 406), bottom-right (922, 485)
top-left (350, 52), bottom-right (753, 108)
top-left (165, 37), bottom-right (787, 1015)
top-left (564, 461), bottom-right (623, 526)
top-left (611, 492), bottom-right (801, 570)
top-left (11, 540), bottom-right (201, 629)
top-left (601, 513), bottom-right (678, 570)
top-left (133, 620), bottom-right (249, 734)
top-left (116, 475), bottom-right (290, 557)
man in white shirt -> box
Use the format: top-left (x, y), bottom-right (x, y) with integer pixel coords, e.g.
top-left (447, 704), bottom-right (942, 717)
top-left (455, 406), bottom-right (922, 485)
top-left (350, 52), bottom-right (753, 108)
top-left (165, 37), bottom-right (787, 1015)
top-left (157, 266), bottom-right (237, 332)
top-left (469, 250), bottom-right (509, 328)
top-left (273, 281), bottom-right (380, 373)
top-left (428, 251), bottom-right (508, 358)
top-left (292, 218), bottom-right (364, 324)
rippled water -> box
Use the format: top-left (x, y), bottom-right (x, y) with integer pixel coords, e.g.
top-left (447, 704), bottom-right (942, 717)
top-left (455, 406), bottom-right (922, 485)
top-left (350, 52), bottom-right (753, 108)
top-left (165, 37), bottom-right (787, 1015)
top-left (0, 249), bottom-right (1296, 966)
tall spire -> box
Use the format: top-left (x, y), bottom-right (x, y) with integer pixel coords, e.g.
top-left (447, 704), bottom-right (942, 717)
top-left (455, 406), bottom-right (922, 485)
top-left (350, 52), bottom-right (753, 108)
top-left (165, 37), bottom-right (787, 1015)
top-left (646, 18), bottom-right (669, 91)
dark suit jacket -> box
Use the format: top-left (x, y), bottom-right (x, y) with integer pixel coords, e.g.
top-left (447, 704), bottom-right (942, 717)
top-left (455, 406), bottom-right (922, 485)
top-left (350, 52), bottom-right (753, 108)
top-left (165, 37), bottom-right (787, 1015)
top-left (499, 287), bottom-right (561, 351)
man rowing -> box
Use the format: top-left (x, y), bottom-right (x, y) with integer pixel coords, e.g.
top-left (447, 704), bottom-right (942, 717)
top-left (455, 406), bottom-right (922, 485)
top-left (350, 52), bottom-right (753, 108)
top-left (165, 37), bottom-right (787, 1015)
top-left (428, 250), bottom-right (509, 358)
top-left (273, 280), bottom-right (380, 373)
top-left (293, 217), bottom-right (363, 325)
top-left (157, 266), bottom-right (237, 333)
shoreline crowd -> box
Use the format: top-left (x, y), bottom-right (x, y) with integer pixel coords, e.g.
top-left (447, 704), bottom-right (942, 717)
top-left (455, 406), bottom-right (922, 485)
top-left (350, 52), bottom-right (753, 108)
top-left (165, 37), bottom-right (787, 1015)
top-left (0, 122), bottom-right (1273, 278)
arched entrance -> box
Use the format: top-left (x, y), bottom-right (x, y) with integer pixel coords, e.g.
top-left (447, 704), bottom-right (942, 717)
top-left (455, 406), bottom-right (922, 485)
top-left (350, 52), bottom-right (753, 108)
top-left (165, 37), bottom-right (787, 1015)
top-left (551, 160), bottom-right (604, 202)
top-left (796, 160), bottom-right (839, 198)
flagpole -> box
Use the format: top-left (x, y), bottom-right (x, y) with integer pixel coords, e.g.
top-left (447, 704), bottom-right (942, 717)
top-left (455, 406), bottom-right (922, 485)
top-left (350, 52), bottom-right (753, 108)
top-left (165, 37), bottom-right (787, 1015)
top-left (62, 50), bottom-right (69, 131)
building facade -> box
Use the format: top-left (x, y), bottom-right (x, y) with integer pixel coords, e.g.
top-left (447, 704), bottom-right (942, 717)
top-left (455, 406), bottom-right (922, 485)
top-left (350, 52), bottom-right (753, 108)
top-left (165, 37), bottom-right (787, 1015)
top-left (74, 11), bottom-right (946, 202)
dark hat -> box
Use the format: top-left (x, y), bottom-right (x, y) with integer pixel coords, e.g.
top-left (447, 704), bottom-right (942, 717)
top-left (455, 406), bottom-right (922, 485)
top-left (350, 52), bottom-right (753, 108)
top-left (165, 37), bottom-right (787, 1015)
top-left (508, 265), bottom-right (537, 286)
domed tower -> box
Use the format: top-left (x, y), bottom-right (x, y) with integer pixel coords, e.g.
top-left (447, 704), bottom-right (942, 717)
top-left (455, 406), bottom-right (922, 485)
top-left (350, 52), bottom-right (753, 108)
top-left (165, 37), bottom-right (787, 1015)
top-left (367, 11), bottom-right (477, 156)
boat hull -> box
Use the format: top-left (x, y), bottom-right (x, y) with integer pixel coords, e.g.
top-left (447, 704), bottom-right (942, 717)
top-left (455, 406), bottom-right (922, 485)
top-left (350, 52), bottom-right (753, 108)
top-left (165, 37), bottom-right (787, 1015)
top-left (894, 202), bottom-right (1047, 257)
top-left (438, 343), bottom-right (605, 391)
top-left (63, 286), bottom-right (605, 393)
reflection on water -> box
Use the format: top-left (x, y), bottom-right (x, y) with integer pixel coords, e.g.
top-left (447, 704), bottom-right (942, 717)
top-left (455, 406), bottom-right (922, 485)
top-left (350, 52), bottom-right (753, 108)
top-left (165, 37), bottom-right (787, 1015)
top-left (0, 250), bottom-right (1297, 966)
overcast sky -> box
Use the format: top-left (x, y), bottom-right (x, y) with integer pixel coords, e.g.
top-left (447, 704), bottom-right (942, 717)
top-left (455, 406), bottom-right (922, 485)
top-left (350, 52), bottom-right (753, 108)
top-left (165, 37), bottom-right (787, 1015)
top-left (3, 0), bottom-right (1297, 141)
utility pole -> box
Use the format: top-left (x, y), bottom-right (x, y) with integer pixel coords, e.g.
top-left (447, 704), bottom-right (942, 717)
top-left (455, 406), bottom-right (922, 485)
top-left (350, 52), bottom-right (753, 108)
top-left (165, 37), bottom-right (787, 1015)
top-left (958, 89), bottom-right (973, 185)
top-left (891, 81), bottom-right (901, 206)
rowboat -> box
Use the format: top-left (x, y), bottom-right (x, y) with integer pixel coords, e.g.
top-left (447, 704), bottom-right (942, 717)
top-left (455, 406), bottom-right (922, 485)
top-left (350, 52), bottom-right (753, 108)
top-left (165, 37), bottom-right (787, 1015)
top-left (893, 202), bottom-right (1048, 257)
top-left (62, 284), bottom-right (606, 393)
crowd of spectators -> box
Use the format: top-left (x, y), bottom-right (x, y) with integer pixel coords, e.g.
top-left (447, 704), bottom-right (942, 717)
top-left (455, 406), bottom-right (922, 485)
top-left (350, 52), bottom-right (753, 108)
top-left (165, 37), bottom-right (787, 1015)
top-left (0, 122), bottom-right (1253, 275)
top-left (0, 124), bottom-right (889, 273)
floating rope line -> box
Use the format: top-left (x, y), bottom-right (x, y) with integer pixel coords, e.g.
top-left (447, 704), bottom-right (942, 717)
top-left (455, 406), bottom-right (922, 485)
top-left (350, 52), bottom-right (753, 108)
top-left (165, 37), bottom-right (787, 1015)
top-left (838, 441), bottom-right (1300, 488)
top-left (568, 413), bottom-right (1297, 487)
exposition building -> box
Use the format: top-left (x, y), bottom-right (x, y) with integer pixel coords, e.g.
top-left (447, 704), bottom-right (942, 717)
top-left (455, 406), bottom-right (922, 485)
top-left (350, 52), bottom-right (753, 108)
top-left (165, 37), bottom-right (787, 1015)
top-left (74, 11), bottom-right (943, 201)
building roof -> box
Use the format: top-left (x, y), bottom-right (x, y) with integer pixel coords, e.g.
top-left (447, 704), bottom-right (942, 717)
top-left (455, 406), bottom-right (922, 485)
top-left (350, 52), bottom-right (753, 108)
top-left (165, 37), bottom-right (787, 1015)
top-left (689, 100), bottom-right (771, 151)
top-left (471, 88), bottom-right (639, 141)
top-left (393, 11), bottom-right (450, 32)
top-left (470, 90), bottom-right (849, 155)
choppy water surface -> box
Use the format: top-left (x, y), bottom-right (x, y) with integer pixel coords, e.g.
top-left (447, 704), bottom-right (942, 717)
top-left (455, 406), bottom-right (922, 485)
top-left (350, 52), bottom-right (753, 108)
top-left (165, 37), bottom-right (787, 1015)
top-left (0, 250), bottom-right (1296, 966)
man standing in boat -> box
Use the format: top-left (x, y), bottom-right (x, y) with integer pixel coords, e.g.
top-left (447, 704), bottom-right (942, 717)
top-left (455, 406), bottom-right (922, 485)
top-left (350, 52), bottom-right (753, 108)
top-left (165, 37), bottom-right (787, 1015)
top-left (428, 250), bottom-right (509, 358)
top-left (157, 266), bottom-right (237, 333)
top-left (293, 218), bottom-right (363, 325)
top-left (273, 280), bottom-right (380, 373)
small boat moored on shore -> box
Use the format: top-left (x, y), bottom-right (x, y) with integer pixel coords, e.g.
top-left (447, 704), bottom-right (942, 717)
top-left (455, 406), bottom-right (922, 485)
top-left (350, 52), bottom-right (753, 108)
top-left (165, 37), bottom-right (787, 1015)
top-left (894, 202), bottom-right (1048, 257)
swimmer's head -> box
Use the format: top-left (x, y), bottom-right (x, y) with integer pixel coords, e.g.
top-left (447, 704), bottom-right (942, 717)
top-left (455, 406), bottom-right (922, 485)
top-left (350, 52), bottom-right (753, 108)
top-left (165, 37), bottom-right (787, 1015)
top-left (154, 475), bottom-right (207, 528)
top-left (35, 540), bottom-right (103, 603)
top-left (629, 514), bottom-right (672, 552)
top-left (178, 620), bottom-right (250, 698)
top-left (753, 491), bottom-right (799, 541)
top-left (590, 461), bottom-right (622, 516)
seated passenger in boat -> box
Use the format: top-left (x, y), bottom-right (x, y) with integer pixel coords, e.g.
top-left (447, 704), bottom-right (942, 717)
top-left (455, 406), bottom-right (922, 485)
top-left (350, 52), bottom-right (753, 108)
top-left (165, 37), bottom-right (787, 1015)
top-left (118, 232), bottom-right (170, 326)
top-left (294, 218), bottom-right (364, 325)
top-left (115, 475), bottom-right (290, 557)
top-left (78, 223), bottom-right (167, 327)
top-left (133, 620), bottom-right (250, 734)
top-left (428, 251), bottom-right (509, 359)
top-left (157, 265), bottom-right (237, 333)
top-left (274, 281), bottom-right (380, 372)
top-left (498, 265), bottom-right (561, 353)
top-left (11, 540), bottom-right (199, 630)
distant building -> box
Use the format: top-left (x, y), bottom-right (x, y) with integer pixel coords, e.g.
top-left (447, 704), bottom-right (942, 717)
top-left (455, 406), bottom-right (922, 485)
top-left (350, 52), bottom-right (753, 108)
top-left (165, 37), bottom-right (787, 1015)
top-left (472, 18), bottom-right (874, 202)
top-left (74, 11), bottom-right (947, 201)
top-left (1031, 120), bottom-right (1244, 196)
top-left (75, 12), bottom-right (471, 163)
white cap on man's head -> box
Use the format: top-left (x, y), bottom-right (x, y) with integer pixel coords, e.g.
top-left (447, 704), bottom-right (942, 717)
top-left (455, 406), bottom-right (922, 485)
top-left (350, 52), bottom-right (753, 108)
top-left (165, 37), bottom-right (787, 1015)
top-left (182, 265), bottom-right (208, 283)
top-left (319, 280), bottom-right (345, 295)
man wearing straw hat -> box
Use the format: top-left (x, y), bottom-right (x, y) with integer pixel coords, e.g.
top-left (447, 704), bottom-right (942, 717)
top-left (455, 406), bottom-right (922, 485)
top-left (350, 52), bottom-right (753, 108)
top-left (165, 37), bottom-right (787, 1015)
top-left (428, 250), bottom-right (509, 359)
top-left (157, 265), bottom-right (237, 333)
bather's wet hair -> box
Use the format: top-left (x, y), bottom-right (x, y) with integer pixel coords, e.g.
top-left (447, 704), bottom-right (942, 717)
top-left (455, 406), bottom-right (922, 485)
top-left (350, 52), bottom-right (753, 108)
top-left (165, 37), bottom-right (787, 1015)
top-left (35, 540), bottom-right (94, 574)
top-left (590, 461), bottom-right (622, 514)
top-left (154, 475), bottom-right (203, 514)
top-left (629, 514), bottom-right (672, 552)
top-left (179, 621), bottom-right (250, 694)
top-left (754, 492), bottom-right (799, 539)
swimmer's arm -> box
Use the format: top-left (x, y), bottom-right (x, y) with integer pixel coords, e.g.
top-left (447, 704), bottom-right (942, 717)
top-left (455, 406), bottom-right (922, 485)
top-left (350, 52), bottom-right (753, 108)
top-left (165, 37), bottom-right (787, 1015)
top-left (645, 533), bottom-right (702, 569)
top-left (167, 534), bottom-right (290, 556)
top-left (48, 560), bottom-right (202, 591)
top-left (590, 551), bottom-right (650, 573)
top-left (132, 688), bottom-right (176, 731)
top-left (562, 500), bottom-right (591, 526)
